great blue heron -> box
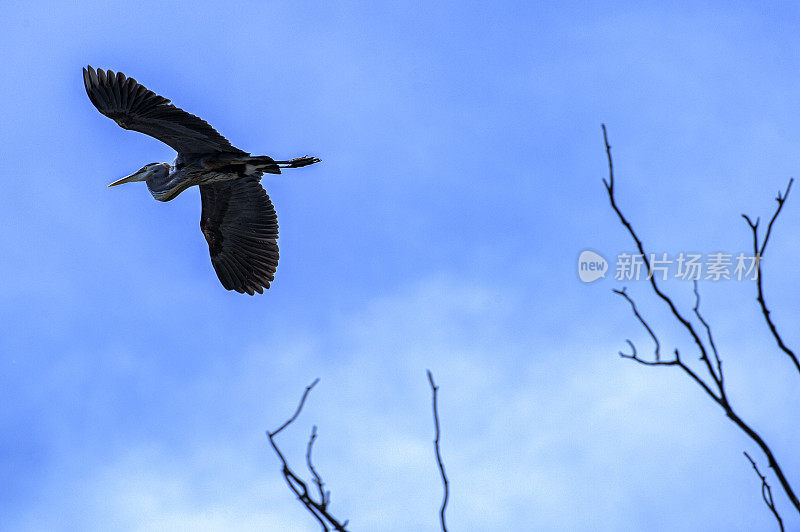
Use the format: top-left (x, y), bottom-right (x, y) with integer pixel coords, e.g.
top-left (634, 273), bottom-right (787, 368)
top-left (83, 66), bottom-right (319, 295)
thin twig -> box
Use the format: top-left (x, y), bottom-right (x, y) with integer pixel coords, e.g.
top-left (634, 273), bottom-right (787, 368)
top-left (692, 280), bottom-right (723, 388)
top-left (269, 379), bottom-right (320, 439)
top-left (267, 379), bottom-right (349, 531)
top-left (745, 451), bottom-right (784, 531)
top-left (613, 287), bottom-right (661, 361)
top-left (742, 179), bottom-right (800, 376)
top-left (427, 370), bottom-right (449, 532)
top-left (307, 426), bottom-right (330, 509)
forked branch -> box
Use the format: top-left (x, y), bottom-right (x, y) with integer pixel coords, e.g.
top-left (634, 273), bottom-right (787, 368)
top-left (602, 124), bottom-right (799, 517)
top-left (742, 179), bottom-right (800, 376)
top-left (267, 379), bottom-right (349, 531)
top-left (745, 451), bottom-right (784, 531)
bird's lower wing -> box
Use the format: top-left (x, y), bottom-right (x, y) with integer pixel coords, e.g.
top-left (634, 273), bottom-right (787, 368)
top-left (200, 178), bottom-right (279, 294)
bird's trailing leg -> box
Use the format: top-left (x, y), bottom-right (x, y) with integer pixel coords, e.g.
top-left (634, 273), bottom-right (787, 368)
top-left (273, 156), bottom-right (321, 168)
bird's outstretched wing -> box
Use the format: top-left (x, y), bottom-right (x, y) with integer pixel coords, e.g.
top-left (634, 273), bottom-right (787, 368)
top-left (83, 66), bottom-right (244, 155)
top-left (200, 177), bottom-right (279, 295)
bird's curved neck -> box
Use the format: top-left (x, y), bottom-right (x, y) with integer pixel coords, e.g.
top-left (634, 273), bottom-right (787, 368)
top-left (146, 164), bottom-right (184, 201)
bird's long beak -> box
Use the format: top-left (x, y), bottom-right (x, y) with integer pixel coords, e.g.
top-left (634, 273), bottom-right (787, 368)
top-left (108, 168), bottom-right (150, 187)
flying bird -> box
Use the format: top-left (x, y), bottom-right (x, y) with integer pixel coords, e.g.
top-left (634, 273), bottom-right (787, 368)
top-left (83, 65), bottom-right (319, 294)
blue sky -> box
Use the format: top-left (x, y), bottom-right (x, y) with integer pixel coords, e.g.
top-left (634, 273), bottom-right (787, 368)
top-left (2, 1), bottom-right (799, 530)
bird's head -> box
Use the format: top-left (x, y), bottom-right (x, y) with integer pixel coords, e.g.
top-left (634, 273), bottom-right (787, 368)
top-left (108, 162), bottom-right (169, 187)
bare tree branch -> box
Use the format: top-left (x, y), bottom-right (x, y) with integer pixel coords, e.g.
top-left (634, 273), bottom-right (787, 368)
top-left (602, 124), bottom-right (800, 517)
top-left (427, 370), bottom-right (449, 532)
top-left (742, 179), bottom-right (800, 376)
top-left (613, 289), bottom-right (721, 404)
top-left (601, 125), bottom-right (725, 401)
top-left (745, 451), bottom-right (784, 531)
top-left (267, 379), bottom-right (349, 531)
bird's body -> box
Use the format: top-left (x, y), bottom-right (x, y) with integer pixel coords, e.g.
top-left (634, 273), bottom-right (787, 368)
top-left (140, 155), bottom-right (288, 202)
top-left (83, 66), bottom-right (319, 294)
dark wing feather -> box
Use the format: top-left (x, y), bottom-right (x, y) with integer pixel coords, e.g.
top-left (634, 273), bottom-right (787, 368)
top-left (200, 177), bottom-right (279, 295)
top-left (83, 66), bottom-right (245, 155)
